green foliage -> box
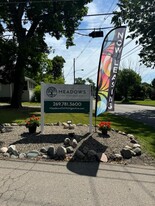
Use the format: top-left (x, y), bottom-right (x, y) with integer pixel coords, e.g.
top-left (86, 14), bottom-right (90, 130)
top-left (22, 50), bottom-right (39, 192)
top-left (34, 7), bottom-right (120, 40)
top-left (0, 0), bottom-right (92, 107)
top-left (112, 0), bottom-right (155, 68)
top-left (50, 56), bottom-right (65, 80)
top-left (33, 85), bottom-right (41, 102)
top-left (115, 68), bottom-right (142, 101)
top-left (151, 78), bottom-right (155, 88)
top-left (75, 77), bottom-right (86, 84)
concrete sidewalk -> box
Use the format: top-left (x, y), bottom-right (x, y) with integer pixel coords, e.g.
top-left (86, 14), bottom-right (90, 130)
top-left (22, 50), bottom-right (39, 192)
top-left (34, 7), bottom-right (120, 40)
top-left (0, 159), bottom-right (154, 206)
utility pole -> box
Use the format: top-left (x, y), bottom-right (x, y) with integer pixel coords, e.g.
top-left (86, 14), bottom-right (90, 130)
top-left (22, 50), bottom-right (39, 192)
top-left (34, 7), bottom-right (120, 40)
top-left (73, 58), bottom-right (75, 84)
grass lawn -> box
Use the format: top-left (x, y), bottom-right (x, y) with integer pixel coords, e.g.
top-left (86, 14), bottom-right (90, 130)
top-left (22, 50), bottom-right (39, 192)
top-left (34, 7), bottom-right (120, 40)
top-left (116, 100), bottom-right (155, 107)
top-left (0, 104), bottom-right (155, 157)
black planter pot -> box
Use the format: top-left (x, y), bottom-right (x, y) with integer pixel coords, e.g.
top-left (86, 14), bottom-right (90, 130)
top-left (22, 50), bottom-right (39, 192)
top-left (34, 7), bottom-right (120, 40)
top-left (102, 130), bottom-right (108, 135)
top-left (28, 126), bottom-right (37, 134)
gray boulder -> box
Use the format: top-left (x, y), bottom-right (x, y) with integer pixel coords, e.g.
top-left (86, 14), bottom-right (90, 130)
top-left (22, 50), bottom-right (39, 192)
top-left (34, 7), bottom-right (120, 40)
top-left (56, 146), bottom-right (66, 159)
top-left (7, 145), bottom-right (16, 154)
top-left (64, 138), bottom-right (70, 146)
top-left (133, 147), bottom-right (142, 156)
top-left (114, 154), bottom-right (123, 161)
top-left (3, 152), bottom-right (10, 157)
top-left (40, 147), bottom-right (48, 154)
top-left (19, 153), bottom-right (26, 159)
top-left (70, 139), bottom-right (78, 148)
top-left (120, 148), bottom-right (132, 159)
top-left (26, 150), bottom-right (40, 159)
top-left (47, 146), bottom-right (55, 159)
top-left (133, 144), bottom-right (141, 148)
top-left (66, 146), bottom-right (74, 154)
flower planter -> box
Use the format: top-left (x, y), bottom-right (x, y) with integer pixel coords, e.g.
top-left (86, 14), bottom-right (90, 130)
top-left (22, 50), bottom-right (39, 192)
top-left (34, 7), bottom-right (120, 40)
top-left (28, 126), bottom-right (37, 134)
top-left (102, 130), bottom-right (108, 135)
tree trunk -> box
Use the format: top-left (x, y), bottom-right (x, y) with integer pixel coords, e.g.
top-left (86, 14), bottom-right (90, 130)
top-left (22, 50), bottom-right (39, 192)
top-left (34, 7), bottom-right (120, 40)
top-left (10, 55), bottom-right (25, 108)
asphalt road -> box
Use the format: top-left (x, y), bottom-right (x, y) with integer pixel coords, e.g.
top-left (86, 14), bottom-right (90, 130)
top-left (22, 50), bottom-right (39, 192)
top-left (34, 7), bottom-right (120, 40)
top-left (110, 104), bottom-right (155, 128)
top-left (0, 159), bottom-right (154, 206)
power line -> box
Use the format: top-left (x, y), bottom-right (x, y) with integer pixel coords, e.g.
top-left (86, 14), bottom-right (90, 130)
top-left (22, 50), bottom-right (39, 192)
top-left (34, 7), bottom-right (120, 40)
top-left (121, 45), bottom-right (141, 60)
top-left (75, 39), bottom-right (92, 60)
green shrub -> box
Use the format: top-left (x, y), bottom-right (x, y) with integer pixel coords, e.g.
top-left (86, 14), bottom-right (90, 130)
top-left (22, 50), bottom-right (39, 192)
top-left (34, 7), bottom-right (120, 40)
top-left (33, 85), bottom-right (41, 102)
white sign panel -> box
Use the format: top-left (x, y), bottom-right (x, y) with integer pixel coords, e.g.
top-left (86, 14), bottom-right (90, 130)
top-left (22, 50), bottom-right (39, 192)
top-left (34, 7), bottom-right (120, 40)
top-left (44, 84), bottom-right (91, 101)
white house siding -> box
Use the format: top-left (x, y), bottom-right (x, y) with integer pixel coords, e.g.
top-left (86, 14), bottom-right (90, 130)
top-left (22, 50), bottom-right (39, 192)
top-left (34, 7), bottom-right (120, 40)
top-left (0, 83), bottom-right (13, 98)
top-left (22, 89), bottom-right (34, 101)
top-left (0, 77), bottom-right (36, 102)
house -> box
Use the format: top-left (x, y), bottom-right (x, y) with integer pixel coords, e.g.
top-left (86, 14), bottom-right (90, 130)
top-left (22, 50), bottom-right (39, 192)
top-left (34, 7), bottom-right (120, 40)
top-left (0, 77), bottom-right (37, 102)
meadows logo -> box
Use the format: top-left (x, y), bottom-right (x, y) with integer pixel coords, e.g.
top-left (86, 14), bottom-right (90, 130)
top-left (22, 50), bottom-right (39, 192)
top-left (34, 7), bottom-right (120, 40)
top-left (46, 87), bottom-right (57, 98)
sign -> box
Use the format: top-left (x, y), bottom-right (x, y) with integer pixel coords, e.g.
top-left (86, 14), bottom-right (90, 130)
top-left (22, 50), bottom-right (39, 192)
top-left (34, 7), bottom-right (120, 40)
top-left (43, 84), bottom-right (91, 113)
top-left (41, 83), bottom-right (93, 133)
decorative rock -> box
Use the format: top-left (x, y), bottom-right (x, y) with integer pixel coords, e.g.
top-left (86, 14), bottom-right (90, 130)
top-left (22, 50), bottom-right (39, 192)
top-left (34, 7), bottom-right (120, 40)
top-left (56, 146), bottom-right (66, 159)
top-left (124, 145), bottom-right (132, 150)
top-left (64, 138), bottom-right (70, 146)
top-left (63, 123), bottom-right (69, 129)
top-left (0, 147), bottom-right (8, 153)
top-left (76, 123), bottom-right (83, 126)
top-left (42, 154), bottom-right (50, 159)
top-left (114, 154), bottom-right (123, 161)
top-left (127, 134), bottom-right (135, 139)
top-left (130, 150), bottom-right (136, 156)
top-left (66, 146), bottom-right (74, 154)
top-left (75, 150), bottom-right (85, 160)
top-left (133, 147), bottom-right (142, 156)
top-left (120, 148), bottom-right (132, 159)
top-left (69, 124), bottom-right (75, 130)
top-left (11, 154), bottom-right (18, 159)
top-left (47, 146), bottom-right (55, 159)
top-left (12, 150), bottom-right (19, 156)
top-left (70, 139), bottom-right (78, 148)
top-left (11, 123), bottom-right (18, 126)
top-left (7, 145), bottom-right (17, 155)
top-left (133, 144), bottom-right (141, 148)
top-left (4, 123), bottom-right (11, 126)
top-left (118, 131), bottom-right (126, 135)
top-left (130, 139), bottom-right (138, 144)
top-left (40, 147), bottom-right (48, 154)
top-left (56, 121), bottom-right (62, 126)
top-left (26, 151), bottom-right (40, 159)
top-left (3, 152), bottom-right (10, 157)
top-left (97, 153), bottom-right (108, 162)
top-left (19, 153), bottom-right (26, 159)
top-left (1, 128), bottom-right (6, 133)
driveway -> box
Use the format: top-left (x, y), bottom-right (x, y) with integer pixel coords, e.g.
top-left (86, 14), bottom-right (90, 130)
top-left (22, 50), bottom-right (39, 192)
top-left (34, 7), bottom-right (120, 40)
top-left (110, 104), bottom-right (155, 128)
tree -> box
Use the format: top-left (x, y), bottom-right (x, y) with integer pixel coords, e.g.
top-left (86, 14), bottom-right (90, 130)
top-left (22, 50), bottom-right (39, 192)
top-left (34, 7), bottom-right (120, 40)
top-left (24, 53), bottom-right (53, 83)
top-left (150, 78), bottom-right (155, 100)
top-left (0, 0), bottom-right (92, 108)
top-left (75, 77), bottom-right (86, 84)
top-left (151, 78), bottom-right (155, 88)
top-left (49, 56), bottom-right (65, 80)
top-left (115, 68), bottom-right (141, 101)
top-left (112, 0), bottom-right (155, 68)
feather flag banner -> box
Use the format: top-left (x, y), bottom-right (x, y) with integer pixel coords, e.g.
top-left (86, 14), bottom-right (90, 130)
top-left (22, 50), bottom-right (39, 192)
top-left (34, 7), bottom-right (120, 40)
top-left (95, 26), bottom-right (126, 116)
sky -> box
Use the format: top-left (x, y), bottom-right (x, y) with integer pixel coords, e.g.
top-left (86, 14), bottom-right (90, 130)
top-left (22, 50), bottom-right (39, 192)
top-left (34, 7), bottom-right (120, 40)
top-left (46, 0), bottom-right (155, 85)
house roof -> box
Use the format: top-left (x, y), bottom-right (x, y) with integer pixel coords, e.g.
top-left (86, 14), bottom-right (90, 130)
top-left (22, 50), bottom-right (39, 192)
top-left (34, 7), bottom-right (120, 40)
top-left (25, 77), bottom-right (37, 85)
